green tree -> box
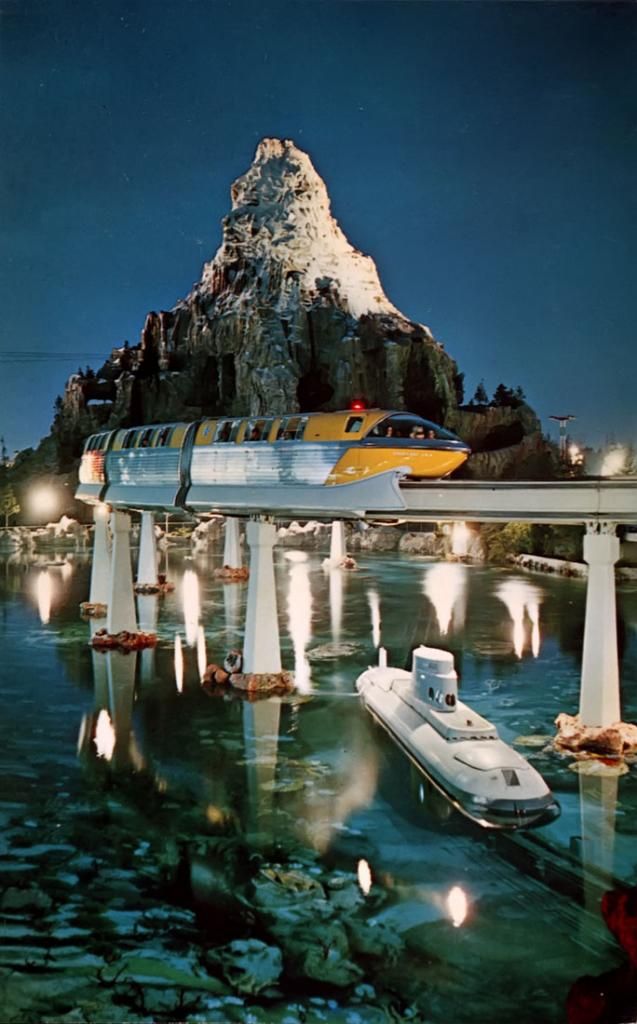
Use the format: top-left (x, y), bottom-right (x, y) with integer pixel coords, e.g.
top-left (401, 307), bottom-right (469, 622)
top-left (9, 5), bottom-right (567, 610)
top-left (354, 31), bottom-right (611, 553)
top-left (0, 484), bottom-right (20, 527)
top-left (472, 380), bottom-right (489, 406)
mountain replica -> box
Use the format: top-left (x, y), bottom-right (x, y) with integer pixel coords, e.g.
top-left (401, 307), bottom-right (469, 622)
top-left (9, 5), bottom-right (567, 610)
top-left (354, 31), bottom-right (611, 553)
top-left (55, 138), bottom-right (542, 472)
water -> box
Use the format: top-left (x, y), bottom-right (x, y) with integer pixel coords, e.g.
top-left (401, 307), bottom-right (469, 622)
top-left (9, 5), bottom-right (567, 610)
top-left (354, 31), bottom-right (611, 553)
top-left (1, 545), bottom-right (636, 1023)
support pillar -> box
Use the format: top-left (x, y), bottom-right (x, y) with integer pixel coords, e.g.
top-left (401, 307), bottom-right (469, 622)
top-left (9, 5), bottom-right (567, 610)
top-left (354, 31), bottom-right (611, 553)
top-left (242, 519), bottom-right (281, 674)
top-left (107, 511), bottom-right (138, 635)
top-left (223, 517), bottom-right (242, 569)
top-left (579, 523), bottom-right (620, 727)
top-left (329, 520), bottom-right (346, 563)
top-left (137, 511), bottom-right (158, 586)
top-left (89, 505), bottom-right (111, 607)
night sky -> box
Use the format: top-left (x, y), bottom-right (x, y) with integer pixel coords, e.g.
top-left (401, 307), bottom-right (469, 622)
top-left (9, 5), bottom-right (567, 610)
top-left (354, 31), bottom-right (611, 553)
top-left (1, 0), bottom-right (635, 454)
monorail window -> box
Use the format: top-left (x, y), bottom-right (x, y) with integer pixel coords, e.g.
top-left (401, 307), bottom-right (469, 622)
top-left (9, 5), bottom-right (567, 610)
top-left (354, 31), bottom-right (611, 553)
top-left (246, 418), bottom-right (272, 441)
top-left (277, 416), bottom-right (308, 440)
top-left (345, 416), bottom-right (364, 434)
top-left (123, 430), bottom-right (137, 449)
top-left (215, 420), bottom-right (232, 443)
top-left (215, 419), bottom-right (243, 443)
top-left (156, 426), bottom-right (172, 447)
top-left (139, 428), bottom-right (154, 448)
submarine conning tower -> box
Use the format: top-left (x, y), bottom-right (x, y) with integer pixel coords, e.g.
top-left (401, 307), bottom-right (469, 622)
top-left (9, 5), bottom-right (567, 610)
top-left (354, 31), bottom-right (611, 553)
top-left (412, 645), bottom-right (458, 713)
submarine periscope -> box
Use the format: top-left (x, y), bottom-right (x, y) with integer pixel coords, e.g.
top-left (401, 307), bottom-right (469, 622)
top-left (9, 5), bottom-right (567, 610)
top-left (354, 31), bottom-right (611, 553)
top-left (356, 645), bottom-right (560, 829)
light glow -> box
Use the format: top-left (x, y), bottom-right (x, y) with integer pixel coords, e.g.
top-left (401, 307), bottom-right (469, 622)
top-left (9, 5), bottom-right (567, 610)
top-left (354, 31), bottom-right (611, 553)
top-left (94, 709), bottom-right (116, 761)
top-left (497, 579), bottom-right (542, 658)
top-left (29, 486), bottom-right (58, 518)
top-left (287, 554), bottom-right (312, 693)
top-left (451, 521), bottom-right (471, 557)
top-left (182, 569), bottom-right (200, 647)
top-left (424, 563), bottom-right (467, 635)
top-left (357, 858), bottom-right (372, 895)
top-left (35, 570), bottom-right (53, 624)
top-left (174, 633), bottom-right (184, 693)
top-left (447, 885), bottom-right (468, 927)
top-left (196, 625), bottom-right (207, 682)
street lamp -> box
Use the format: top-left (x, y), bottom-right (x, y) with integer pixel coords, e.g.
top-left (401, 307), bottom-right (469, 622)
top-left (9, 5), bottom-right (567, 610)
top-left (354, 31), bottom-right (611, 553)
top-left (549, 414), bottom-right (576, 459)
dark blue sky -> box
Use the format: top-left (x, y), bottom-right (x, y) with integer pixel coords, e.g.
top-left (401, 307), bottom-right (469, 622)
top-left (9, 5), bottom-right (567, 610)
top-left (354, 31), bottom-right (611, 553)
top-left (1, 0), bottom-right (635, 453)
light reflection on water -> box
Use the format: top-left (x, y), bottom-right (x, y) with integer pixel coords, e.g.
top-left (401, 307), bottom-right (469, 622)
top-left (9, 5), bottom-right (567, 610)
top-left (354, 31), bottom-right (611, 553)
top-left (2, 547), bottom-right (636, 1021)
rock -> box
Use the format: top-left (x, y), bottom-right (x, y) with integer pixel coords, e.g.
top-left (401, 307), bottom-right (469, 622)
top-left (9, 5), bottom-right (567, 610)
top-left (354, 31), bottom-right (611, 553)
top-left (1, 886), bottom-right (54, 913)
top-left (230, 671), bottom-right (295, 695)
top-left (554, 712), bottom-right (637, 757)
top-left (214, 938), bottom-right (283, 994)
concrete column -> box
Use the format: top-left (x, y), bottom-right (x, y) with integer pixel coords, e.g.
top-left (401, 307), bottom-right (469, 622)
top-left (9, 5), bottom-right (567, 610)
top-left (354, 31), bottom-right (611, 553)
top-left (242, 519), bottom-right (281, 674)
top-left (89, 505), bottom-right (111, 606)
top-left (223, 517), bottom-right (242, 568)
top-left (579, 523), bottom-right (620, 727)
top-left (137, 511), bottom-right (158, 586)
top-left (106, 650), bottom-right (138, 770)
top-left (330, 520), bottom-right (346, 563)
top-left (107, 511), bottom-right (138, 635)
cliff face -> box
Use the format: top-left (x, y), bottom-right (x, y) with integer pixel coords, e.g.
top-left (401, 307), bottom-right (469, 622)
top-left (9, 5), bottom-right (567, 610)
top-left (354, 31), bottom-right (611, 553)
top-left (57, 138), bottom-right (462, 451)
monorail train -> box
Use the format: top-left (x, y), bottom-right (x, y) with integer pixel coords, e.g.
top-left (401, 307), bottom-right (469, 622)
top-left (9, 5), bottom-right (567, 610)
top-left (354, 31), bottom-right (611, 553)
top-left (76, 408), bottom-right (471, 516)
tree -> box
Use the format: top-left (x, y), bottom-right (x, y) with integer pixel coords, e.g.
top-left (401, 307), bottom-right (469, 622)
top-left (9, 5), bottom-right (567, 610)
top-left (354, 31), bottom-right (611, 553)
top-left (492, 383), bottom-right (515, 408)
top-left (472, 380), bottom-right (488, 406)
top-left (0, 484), bottom-right (20, 528)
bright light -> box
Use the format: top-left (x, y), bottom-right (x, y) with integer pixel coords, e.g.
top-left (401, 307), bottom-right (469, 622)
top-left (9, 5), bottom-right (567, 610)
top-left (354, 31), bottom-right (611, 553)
top-left (497, 579), bottom-right (542, 659)
top-left (287, 556), bottom-right (313, 693)
top-left (451, 521), bottom-right (471, 557)
top-left (29, 486), bottom-right (58, 519)
top-left (568, 443), bottom-right (583, 466)
top-left (601, 447), bottom-right (627, 477)
top-left (350, 399), bottom-right (366, 411)
top-left (94, 709), bottom-right (116, 761)
top-left (447, 885), bottom-right (468, 927)
top-left (35, 570), bottom-right (53, 624)
top-left (424, 563), bottom-right (467, 635)
top-left (174, 633), bottom-right (184, 693)
top-left (357, 858), bottom-right (372, 895)
top-left (182, 569), bottom-right (200, 647)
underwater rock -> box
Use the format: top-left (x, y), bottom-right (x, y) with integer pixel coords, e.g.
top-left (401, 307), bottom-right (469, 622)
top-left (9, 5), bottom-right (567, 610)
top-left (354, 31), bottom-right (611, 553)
top-left (345, 917), bottom-right (405, 962)
top-left (272, 920), bottom-right (364, 988)
top-left (1, 885), bottom-right (54, 913)
top-left (230, 671), bottom-right (295, 695)
top-left (214, 938), bottom-right (283, 994)
top-left (307, 641), bottom-right (362, 661)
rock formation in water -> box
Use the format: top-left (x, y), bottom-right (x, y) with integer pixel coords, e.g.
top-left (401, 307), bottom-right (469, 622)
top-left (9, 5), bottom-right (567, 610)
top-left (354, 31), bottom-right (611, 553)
top-left (54, 138), bottom-right (543, 474)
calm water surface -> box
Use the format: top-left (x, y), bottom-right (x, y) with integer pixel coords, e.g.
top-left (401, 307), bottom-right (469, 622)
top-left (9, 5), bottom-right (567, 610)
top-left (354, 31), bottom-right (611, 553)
top-left (1, 542), bottom-right (636, 1023)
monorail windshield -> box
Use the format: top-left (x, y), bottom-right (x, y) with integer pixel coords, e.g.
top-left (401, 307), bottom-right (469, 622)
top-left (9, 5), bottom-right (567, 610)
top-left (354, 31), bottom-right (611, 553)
top-left (366, 414), bottom-right (458, 441)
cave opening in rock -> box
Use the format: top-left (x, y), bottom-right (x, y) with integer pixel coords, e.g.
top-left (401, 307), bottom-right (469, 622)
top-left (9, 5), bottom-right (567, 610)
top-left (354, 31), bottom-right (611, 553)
top-left (297, 367), bottom-right (334, 412)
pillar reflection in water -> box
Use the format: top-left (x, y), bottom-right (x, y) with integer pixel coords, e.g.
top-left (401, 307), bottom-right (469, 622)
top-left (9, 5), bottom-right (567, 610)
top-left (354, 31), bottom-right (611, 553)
top-left (243, 698), bottom-right (281, 841)
top-left (78, 648), bottom-right (141, 772)
top-left (451, 521), bottom-right (471, 557)
top-left (496, 579), bottom-right (542, 658)
top-left (223, 580), bottom-right (242, 633)
top-left (423, 563), bottom-right (467, 635)
top-left (579, 771), bottom-right (619, 914)
top-left (285, 551), bottom-right (313, 693)
top-left (367, 589), bottom-right (381, 649)
top-left (326, 565), bottom-right (344, 642)
top-left (182, 568), bottom-right (200, 647)
top-left (137, 594), bottom-right (158, 685)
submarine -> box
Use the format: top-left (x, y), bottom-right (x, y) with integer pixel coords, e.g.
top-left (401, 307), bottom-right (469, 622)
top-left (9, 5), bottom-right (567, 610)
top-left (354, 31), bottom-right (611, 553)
top-left (356, 645), bottom-right (560, 829)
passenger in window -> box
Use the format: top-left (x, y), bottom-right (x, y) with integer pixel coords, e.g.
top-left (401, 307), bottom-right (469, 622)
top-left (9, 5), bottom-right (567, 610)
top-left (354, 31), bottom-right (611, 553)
top-left (385, 425), bottom-right (395, 437)
top-left (250, 426), bottom-right (261, 441)
top-left (427, 429), bottom-right (436, 439)
top-left (410, 426), bottom-right (426, 439)
top-left (218, 423), bottom-right (231, 442)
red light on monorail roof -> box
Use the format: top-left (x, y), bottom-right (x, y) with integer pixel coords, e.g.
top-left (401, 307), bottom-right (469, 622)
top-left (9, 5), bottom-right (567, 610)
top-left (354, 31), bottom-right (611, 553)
top-left (350, 399), bottom-right (366, 411)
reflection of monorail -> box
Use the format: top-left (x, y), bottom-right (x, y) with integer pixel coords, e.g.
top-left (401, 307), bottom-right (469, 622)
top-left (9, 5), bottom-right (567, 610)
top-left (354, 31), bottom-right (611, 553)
top-left (76, 408), bottom-right (471, 515)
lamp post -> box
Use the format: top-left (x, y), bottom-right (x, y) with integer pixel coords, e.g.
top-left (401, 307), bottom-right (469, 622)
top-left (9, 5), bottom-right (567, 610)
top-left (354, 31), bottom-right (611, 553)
top-left (549, 414), bottom-right (576, 460)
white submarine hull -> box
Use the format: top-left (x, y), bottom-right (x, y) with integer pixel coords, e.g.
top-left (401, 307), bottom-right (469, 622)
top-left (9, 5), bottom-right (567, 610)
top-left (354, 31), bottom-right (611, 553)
top-left (356, 650), bottom-right (559, 830)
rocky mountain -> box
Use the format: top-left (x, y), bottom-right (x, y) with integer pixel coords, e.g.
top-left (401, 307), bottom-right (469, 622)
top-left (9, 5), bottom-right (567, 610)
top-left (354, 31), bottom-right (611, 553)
top-left (54, 138), bottom-right (542, 475)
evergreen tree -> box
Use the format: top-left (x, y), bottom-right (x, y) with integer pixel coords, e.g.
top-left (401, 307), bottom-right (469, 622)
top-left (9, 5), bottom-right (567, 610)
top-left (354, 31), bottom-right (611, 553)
top-left (0, 484), bottom-right (20, 527)
top-left (472, 380), bottom-right (488, 406)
